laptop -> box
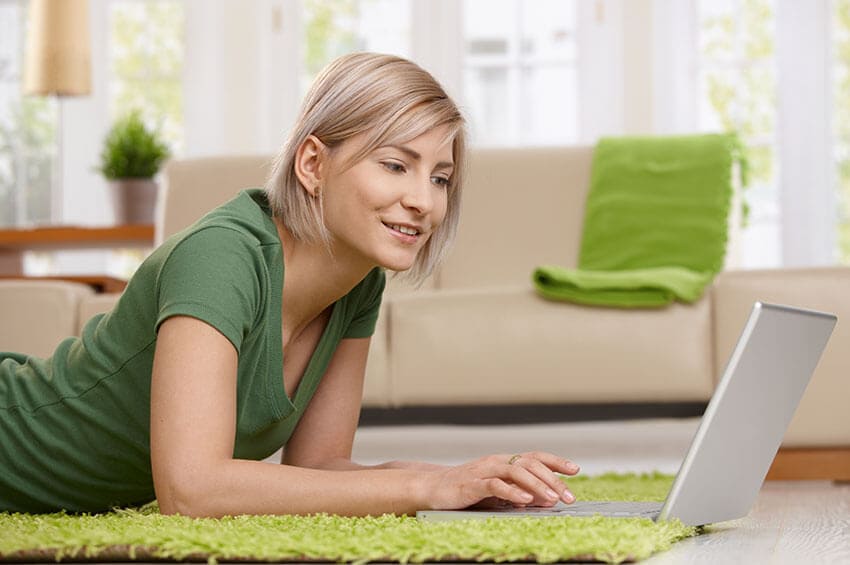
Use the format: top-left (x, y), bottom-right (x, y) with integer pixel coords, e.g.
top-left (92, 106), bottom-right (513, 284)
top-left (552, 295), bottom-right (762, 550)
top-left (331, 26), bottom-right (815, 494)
top-left (417, 302), bottom-right (837, 527)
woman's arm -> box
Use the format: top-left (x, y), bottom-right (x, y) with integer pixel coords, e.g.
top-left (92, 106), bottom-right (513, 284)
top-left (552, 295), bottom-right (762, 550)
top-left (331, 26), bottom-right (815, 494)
top-left (282, 336), bottom-right (579, 504)
top-left (150, 316), bottom-right (577, 518)
top-left (150, 316), bottom-right (435, 517)
top-left (281, 336), bottom-right (446, 472)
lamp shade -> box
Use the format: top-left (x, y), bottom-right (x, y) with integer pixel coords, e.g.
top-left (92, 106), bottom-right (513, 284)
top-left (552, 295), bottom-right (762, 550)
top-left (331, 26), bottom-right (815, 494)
top-left (24, 0), bottom-right (91, 96)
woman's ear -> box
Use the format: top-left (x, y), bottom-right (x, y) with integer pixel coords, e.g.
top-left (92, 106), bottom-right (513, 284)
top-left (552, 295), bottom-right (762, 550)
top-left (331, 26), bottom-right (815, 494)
top-left (294, 135), bottom-right (327, 197)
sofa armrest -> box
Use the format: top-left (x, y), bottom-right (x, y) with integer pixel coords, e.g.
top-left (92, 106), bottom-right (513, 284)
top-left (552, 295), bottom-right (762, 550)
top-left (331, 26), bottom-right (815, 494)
top-left (0, 280), bottom-right (94, 358)
top-left (77, 293), bottom-right (122, 333)
top-left (713, 267), bottom-right (850, 446)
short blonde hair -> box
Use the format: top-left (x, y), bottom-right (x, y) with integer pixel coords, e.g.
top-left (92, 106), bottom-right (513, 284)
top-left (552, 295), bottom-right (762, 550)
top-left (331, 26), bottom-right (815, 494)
top-left (264, 52), bottom-right (467, 283)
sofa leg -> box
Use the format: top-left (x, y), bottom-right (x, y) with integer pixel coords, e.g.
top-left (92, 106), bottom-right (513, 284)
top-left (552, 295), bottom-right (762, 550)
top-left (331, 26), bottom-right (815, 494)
top-left (766, 447), bottom-right (850, 481)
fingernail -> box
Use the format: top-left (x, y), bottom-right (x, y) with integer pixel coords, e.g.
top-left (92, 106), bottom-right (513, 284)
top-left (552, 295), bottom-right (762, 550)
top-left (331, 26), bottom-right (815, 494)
top-left (563, 491), bottom-right (575, 503)
top-left (521, 492), bottom-right (533, 502)
top-left (546, 488), bottom-right (558, 500)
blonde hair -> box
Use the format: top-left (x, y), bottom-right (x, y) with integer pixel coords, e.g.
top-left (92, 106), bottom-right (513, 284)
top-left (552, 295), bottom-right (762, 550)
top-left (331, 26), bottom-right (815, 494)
top-left (264, 52), bottom-right (467, 283)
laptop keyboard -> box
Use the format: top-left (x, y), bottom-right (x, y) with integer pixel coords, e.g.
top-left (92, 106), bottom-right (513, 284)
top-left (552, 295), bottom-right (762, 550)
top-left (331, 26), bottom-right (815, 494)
top-left (506, 501), bottom-right (663, 518)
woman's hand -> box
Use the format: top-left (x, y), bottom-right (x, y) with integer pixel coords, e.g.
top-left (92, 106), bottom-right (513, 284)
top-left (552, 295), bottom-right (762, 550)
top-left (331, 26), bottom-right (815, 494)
top-left (418, 452), bottom-right (580, 511)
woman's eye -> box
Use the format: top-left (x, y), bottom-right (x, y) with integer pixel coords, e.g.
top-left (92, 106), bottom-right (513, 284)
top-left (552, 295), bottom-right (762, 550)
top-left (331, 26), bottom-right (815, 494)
top-left (432, 176), bottom-right (450, 188)
top-left (382, 161), bottom-right (406, 173)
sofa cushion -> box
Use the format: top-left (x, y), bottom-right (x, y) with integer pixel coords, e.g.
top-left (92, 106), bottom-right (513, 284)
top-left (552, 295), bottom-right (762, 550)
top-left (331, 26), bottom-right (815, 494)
top-left (0, 280), bottom-right (93, 359)
top-left (362, 310), bottom-right (390, 407)
top-left (157, 155), bottom-right (274, 246)
top-left (388, 287), bottom-right (715, 406)
top-left (713, 268), bottom-right (850, 446)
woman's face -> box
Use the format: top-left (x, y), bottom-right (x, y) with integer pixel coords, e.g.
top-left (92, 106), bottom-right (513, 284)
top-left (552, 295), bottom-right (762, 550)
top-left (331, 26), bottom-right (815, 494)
top-left (320, 125), bottom-right (454, 272)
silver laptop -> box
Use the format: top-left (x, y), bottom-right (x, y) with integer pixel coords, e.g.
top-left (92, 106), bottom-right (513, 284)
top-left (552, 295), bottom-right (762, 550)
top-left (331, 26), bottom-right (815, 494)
top-left (417, 302), bottom-right (837, 527)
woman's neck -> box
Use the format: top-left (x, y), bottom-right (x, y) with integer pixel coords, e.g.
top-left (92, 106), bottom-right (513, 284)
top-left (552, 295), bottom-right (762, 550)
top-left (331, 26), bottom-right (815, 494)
top-left (275, 219), bottom-right (373, 343)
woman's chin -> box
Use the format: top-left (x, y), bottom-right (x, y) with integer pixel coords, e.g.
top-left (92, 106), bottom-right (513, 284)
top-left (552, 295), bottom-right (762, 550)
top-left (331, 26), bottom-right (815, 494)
top-left (379, 259), bottom-right (415, 273)
top-left (375, 251), bottom-right (418, 273)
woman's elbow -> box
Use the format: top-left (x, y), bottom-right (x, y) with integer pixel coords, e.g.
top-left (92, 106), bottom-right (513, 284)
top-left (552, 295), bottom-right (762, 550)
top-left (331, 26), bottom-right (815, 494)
top-left (154, 472), bottom-right (222, 518)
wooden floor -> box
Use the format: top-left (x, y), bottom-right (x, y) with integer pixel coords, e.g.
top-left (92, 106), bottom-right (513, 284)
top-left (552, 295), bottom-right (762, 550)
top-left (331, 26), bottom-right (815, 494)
top-left (643, 480), bottom-right (850, 565)
top-left (347, 419), bottom-right (850, 564)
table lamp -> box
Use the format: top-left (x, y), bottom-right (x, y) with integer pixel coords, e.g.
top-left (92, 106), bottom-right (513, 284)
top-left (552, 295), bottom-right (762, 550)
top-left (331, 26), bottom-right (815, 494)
top-left (23, 0), bottom-right (91, 223)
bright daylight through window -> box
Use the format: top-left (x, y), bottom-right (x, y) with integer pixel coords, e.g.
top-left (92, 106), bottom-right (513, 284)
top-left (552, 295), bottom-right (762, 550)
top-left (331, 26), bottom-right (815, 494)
top-left (697, 0), bottom-right (779, 268)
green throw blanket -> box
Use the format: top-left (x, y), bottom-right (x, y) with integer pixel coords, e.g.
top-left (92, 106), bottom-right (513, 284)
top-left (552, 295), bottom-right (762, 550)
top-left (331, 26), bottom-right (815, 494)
top-left (534, 134), bottom-right (744, 308)
top-left (0, 473), bottom-right (697, 564)
top-left (533, 266), bottom-right (714, 308)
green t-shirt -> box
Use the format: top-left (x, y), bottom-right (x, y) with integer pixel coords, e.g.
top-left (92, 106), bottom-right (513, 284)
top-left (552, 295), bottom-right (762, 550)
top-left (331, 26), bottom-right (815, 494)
top-left (0, 189), bottom-right (385, 513)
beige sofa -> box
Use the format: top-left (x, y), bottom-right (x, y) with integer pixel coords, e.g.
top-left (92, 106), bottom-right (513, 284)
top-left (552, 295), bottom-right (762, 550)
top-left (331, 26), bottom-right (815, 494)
top-left (2, 147), bottom-right (848, 479)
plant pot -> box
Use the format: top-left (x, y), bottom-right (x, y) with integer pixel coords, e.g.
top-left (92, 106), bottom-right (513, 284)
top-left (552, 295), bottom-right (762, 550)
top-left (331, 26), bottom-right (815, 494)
top-left (109, 178), bottom-right (158, 225)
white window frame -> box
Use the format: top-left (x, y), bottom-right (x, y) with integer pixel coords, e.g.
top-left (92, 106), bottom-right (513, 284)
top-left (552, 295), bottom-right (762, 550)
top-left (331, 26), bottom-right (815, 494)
top-left (409, 0), bottom-right (624, 146)
top-left (776, 0), bottom-right (835, 266)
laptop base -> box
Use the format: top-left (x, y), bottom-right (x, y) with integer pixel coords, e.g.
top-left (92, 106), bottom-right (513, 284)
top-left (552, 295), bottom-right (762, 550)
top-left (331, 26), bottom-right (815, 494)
top-left (417, 501), bottom-right (662, 522)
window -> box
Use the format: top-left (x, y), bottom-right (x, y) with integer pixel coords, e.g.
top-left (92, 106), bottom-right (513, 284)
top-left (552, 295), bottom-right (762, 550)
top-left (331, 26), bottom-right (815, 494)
top-left (300, 0), bottom-right (411, 97)
top-left (696, 0), bottom-right (780, 268)
top-left (0, 0), bottom-right (54, 227)
top-left (109, 0), bottom-right (184, 154)
top-left (102, 0), bottom-right (185, 277)
top-left (462, 0), bottom-right (579, 146)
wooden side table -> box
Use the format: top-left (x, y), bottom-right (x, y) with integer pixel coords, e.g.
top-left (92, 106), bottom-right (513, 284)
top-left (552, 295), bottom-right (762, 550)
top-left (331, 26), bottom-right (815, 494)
top-left (0, 274), bottom-right (131, 293)
top-left (0, 225), bottom-right (155, 291)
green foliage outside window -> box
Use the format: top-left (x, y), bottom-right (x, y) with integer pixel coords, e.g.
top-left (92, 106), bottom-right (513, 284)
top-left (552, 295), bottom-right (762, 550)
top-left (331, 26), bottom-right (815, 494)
top-left (700, 0), bottom-right (776, 195)
top-left (303, 0), bottom-right (358, 79)
top-left (110, 0), bottom-right (184, 155)
top-left (835, 0), bottom-right (850, 263)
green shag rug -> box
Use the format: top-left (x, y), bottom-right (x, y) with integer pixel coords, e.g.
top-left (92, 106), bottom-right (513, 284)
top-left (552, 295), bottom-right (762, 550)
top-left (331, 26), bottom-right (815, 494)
top-left (0, 473), bottom-right (697, 564)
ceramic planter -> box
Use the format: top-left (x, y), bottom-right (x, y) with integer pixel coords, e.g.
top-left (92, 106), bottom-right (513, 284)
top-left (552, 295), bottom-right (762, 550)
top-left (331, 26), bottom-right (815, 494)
top-left (109, 178), bottom-right (157, 225)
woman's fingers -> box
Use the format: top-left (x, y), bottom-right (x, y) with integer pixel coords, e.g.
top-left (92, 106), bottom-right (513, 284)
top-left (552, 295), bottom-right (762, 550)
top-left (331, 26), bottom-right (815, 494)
top-left (498, 452), bottom-right (579, 505)
top-left (511, 456), bottom-right (576, 504)
top-left (427, 452), bottom-right (581, 511)
top-left (529, 451), bottom-right (581, 476)
top-left (479, 477), bottom-right (534, 506)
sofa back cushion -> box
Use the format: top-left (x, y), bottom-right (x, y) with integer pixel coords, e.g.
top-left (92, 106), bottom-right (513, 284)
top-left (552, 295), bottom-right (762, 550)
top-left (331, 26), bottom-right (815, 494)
top-left (436, 146), bottom-right (593, 290)
top-left (157, 155), bottom-right (274, 246)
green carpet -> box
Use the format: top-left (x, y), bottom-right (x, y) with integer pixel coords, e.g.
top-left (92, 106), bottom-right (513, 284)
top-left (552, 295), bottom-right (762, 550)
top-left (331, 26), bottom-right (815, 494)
top-left (0, 473), bottom-right (697, 564)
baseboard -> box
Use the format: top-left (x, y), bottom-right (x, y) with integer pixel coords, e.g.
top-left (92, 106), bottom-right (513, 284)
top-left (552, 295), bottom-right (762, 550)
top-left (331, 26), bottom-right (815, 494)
top-left (766, 447), bottom-right (850, 481)
top-left (358, 402), bottom-right (707, 426)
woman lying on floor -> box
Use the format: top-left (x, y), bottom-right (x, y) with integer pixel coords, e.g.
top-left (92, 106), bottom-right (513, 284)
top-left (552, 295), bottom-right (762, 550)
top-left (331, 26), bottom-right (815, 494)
top-left (0, 52), bottom-right (579, 517)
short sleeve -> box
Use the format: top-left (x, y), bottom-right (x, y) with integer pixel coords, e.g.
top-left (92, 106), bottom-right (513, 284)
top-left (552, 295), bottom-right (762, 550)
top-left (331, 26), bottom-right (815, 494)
top-left (343, 268), bottom-right (386, 339)
top-left (155, 227), bottom-right (264, 352)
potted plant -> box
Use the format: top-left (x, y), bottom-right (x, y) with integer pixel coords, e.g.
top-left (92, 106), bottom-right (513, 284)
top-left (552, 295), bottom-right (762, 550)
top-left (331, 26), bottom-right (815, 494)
top-left (97, 110), bottom-right (170, 224)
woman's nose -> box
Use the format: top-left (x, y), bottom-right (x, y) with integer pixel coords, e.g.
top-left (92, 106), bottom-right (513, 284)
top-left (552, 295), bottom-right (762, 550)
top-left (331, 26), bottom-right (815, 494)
top-left (401, 177), bottom-right (434, 215)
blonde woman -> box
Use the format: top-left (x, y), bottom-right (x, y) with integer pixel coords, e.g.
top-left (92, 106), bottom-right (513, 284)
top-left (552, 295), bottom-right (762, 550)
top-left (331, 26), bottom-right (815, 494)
top-left (0, 53), bottom-right (578, 516)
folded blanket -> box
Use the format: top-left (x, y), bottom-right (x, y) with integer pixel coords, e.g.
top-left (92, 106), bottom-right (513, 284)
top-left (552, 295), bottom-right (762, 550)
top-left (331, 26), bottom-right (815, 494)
top-left (532, 265), bottom-right (714, 308)
top-left (534, 134), bottom-right (741, 308)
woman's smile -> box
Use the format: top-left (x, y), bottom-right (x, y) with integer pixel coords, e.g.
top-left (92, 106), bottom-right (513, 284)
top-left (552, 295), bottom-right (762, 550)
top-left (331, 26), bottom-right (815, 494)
top-left (382, 221), bottom-right (425, 244)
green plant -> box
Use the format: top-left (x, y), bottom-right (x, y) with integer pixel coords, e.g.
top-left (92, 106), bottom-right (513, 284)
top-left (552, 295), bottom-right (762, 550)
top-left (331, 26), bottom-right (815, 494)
top-left (97, 111), bottom-right (170, 180)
